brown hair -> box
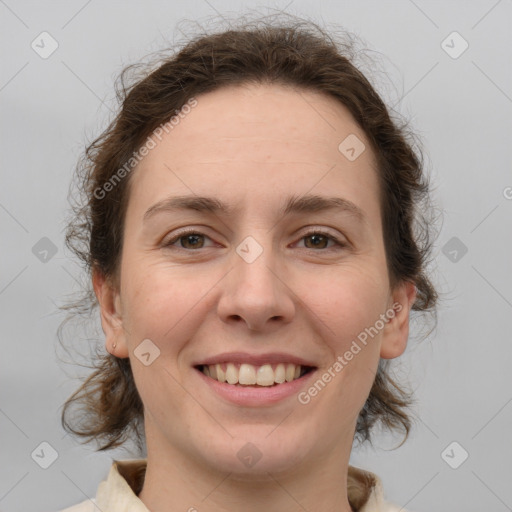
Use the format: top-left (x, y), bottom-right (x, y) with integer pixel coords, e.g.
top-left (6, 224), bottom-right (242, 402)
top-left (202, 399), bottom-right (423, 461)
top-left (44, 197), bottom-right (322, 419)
top-left (59, 13), bottom-right (440, 452)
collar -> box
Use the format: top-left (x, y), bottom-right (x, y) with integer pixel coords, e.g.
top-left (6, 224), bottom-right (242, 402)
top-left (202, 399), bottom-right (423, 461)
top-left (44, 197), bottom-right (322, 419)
top-left (95, 458), bottom-right (390, 511)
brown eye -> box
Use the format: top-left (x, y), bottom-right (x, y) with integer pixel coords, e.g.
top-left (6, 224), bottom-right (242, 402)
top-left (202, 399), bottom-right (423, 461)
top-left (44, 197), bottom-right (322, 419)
top-left (298, 231), bottom-right (345, 251)
top-left (165, 231), bottom-right (212, 250)
top-left (303, 233), bottom-right (330, 249)
top-left (179, 233), bottom-right (205, 249)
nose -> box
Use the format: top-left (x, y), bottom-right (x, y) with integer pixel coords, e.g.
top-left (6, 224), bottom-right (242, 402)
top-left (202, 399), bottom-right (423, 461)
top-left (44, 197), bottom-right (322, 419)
top-left (216, 244), bottom-right (295, 333)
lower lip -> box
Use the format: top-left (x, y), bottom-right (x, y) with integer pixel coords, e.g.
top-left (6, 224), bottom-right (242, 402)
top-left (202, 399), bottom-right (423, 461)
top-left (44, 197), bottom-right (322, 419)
top-left (195, 367), bottom-right (317, 407)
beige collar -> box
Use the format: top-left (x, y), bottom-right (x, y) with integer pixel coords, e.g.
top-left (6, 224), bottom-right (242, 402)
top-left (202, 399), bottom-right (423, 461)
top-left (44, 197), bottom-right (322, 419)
top-left (95, 458), bottom-right (390, 512)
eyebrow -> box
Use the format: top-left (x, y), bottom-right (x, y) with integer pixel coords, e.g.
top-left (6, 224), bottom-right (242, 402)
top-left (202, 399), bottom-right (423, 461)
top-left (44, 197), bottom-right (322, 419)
top-left (143, 193), bottom-right (367, 224)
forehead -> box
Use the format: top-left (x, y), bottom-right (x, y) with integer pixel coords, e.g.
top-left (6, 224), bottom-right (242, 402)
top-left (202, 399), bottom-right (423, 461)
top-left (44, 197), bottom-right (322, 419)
top-left (152, 83), bottom-right (369, 158)
top-left (127, 83), bottom-right (381, 226)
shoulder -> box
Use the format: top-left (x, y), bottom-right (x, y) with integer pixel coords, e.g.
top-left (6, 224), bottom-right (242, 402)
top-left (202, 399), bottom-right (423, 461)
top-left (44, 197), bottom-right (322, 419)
top-left (57, 498), bottom-right (99, 512)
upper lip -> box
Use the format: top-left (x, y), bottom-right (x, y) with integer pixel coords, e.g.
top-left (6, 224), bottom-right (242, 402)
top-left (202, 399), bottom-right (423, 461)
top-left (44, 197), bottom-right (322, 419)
top-left (193, 352), bottom-right (318, 368)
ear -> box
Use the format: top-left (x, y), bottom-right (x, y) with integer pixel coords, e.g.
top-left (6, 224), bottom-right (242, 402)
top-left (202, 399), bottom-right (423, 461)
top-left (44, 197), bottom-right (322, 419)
top-left (380, 281), bottom-right (417, 359)
top-left (92, 268), bottom-right (129, 358)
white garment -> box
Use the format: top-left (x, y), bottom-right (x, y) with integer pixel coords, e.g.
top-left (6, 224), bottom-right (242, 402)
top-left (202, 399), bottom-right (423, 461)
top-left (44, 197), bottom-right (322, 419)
top-left (58, 458), bottom-right (406, 512)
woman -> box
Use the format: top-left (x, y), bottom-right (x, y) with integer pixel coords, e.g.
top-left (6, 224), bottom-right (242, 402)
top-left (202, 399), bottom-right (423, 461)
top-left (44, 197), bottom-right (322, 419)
top-left (59, 15), bottom-right (438, 512)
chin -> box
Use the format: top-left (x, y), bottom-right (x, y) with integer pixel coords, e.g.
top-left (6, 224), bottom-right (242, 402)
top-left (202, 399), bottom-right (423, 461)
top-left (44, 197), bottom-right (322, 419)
top-left (198, 429), bottom-right (312, 478)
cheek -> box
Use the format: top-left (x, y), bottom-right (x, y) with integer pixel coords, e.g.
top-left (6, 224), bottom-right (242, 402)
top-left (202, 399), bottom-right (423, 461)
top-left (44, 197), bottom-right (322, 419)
top-left (300, 271), bottom-right (386, 428)
top-left (300, 263), bottom-right (389, 350)
top-left (122, 266), bottom-right (208, 422)
top-left (121, 261), bottom-right (216, 350)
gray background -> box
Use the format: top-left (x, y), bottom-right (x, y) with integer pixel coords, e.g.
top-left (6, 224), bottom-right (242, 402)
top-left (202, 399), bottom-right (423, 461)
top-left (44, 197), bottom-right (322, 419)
top-left (1, 1), bottom-right (511, 511)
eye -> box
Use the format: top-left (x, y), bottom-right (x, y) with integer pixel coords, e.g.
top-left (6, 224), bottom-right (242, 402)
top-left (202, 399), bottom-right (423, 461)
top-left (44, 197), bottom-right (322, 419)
top-left (163, 228), bottom-right (347, 252)
top-left (164, 229), bottom-right (214, 250)
top-left (296, 230), bottom-right (347, 250)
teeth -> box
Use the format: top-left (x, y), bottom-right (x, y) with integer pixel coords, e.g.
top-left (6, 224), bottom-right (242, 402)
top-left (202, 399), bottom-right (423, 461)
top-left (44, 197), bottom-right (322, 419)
top-left (239, 363), bottom-right (256, 385)
top-left (226, 363), bottom-right (238, 384)
top-left (256, 364), bottom-right (274, 386)
top-left (201, 362), bottom-right (309, 386)
top-left (274, 363), bottom-right (286, 384)
top-left (285, 364), bottom-right (295, 382)
top-left (216, 363), bottom-right (226, 383)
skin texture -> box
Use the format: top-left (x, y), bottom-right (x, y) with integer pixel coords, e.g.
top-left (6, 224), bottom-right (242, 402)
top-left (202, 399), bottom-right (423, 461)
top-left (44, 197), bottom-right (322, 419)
top-left (93, 83), bottom-right (417, 512)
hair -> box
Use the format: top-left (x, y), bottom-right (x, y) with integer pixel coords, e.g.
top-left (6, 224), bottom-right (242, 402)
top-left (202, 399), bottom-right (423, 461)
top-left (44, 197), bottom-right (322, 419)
top-left (59, 12), bottom-right (440, 452)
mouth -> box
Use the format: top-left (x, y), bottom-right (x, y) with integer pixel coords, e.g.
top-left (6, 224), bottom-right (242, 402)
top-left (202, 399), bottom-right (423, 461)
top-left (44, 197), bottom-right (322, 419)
top-left (194, 362), bottom-right (316, 387)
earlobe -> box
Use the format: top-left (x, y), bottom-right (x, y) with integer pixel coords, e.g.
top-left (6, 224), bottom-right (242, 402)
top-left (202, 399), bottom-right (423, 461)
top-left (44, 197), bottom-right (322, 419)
top-left (380, 281), bottom-right (417, 359)
top-left (92, 268), bottom-right (129, 358)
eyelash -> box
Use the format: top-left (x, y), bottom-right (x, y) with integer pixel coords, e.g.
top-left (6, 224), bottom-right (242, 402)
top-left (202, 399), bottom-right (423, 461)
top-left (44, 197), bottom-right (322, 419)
top-left (163, 228), bottom-right (347, 252)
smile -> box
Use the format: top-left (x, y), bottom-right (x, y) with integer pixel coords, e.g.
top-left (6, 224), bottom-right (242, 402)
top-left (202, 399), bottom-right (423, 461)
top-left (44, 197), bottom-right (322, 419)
top-left (196, 363), bottom-right (315, 387)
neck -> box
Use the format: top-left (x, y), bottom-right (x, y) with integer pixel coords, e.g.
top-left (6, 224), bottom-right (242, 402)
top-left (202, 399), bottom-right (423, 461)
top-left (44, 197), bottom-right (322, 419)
top-left (138, 423), bottom-right (355, 512)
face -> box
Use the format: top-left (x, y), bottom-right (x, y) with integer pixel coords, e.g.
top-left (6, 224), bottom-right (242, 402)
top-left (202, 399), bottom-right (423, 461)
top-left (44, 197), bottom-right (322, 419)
top-left (95, 83), bottom-right (416, 478)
